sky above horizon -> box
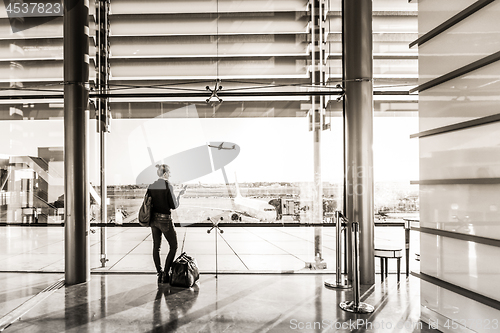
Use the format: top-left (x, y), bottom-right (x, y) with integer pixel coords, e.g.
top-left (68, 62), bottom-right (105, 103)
top-left (0, 105), bottom-right (419, 186)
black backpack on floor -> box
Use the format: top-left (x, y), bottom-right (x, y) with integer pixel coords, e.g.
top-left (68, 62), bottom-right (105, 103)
top-left (169, 252), bottom-right (200, 288)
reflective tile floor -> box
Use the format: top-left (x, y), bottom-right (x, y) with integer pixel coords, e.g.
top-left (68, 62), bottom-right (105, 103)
top-left (0, 273), bottom-right (439, 333)
top-left (0, 225), bottom-right (419, 274)
top-left (0, 225), bottom-right (427, 332)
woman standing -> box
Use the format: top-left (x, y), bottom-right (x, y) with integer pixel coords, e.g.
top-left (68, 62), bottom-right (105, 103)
top-left (147, 164), bottom-right (185, 284)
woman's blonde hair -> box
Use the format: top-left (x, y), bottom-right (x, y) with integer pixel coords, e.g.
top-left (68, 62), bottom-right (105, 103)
top-left (156, 164), bottom-right (170, 178)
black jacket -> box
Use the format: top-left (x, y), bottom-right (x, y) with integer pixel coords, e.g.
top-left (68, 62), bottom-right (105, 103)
top-left (147, 179), bottom-right (179, 215)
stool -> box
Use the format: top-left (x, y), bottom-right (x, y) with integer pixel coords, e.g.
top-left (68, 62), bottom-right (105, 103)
top-left (374, 248), bottom-right (402, 282)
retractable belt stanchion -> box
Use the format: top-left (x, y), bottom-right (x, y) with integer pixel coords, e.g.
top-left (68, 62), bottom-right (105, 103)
top-left (207, 217), bottom-right (224, 279)
top-left (340, 221), bottom-right (374, 314)
top-left (325, 211), bottom-right (351, 289)
top-left (404, 219), bottom-right (410, 278)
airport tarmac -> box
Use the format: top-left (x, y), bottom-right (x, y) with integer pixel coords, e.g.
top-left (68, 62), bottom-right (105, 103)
top-left (0, 224), bottom-right (419, 274)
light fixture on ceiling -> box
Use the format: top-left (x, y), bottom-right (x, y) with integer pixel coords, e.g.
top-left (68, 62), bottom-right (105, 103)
top-left (206, 80), bottom-right (222, 103)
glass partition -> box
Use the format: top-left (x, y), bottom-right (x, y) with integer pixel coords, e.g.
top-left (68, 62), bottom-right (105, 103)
top-left (0, 118), bottom-right (64, 224)
top-left (91, 102), bottom-right (344, 227)
top-left (0, 0), bottom-right (419, 273)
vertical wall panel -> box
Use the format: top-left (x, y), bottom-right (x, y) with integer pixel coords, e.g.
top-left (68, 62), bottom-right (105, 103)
top-left (419, 184), bottom-right (500, 240)
top-left (420, 233), bottom-right (500, 300)
top-left (418, 0), bottom-right (500, 82)
top-left (421, 280), bottom-right (500, 333)
top-left (418, 0), bottom-right (500, 330)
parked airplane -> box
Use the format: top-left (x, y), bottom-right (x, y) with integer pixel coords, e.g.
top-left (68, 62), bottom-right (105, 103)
top-left (228, 177), bottom-right (277, 222)
top-left (208, 142), bottom-right (236, 150)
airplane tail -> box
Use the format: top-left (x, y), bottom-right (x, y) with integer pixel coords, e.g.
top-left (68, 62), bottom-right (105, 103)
top-left (234, 173), bottom-right (242, 197)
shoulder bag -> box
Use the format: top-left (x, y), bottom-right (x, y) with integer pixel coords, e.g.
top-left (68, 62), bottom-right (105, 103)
top-left (138, 192), bottom-right (152, 227)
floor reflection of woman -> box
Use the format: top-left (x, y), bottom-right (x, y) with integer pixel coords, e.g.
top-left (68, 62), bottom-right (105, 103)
top-left (148, 164), bottom-right (186, 284)
top-left (153, 284), bottom-right (200, 330)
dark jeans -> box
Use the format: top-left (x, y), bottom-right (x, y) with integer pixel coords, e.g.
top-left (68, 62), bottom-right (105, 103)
top-left (151, 217), bottom-right (178, 274)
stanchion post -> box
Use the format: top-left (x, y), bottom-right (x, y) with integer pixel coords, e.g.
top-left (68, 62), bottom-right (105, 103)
top-left (404, 219), bottom-right (410, 278)
top-left (207, 217), bottom-right (224, 279)
top-left (325, 211), bottom-right (351, 289)
top-left (339, 221), bottom-right (374, 313)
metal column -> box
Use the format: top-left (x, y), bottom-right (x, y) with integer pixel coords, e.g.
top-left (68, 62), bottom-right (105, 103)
top-left (97, 0), bottom-right (110, 267)
top-left (64, 0), bottom-right (90, 285)
top-left (343, 0), bottom-right (375, 285)
top-left (310, 0), bottom-right (326, 267)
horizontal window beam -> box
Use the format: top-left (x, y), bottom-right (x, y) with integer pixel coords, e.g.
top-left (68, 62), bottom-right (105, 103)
top-left (410, 113), bottom-right (500, 139)
top-left (413, 272), bottom-right (500, 311)
top-left (100, 91), bottom-right (408, 98)
top-left (109, 10), bottom-right (308, 17)
top-left (0, 91), bottom-right (412, 102)
top-left (0, 222), bottom-right (406, 228)
top-left (326, 11), bottom-right (418, 17)
top-left (96, 91), bottom-right (343, 99)
top-left (110, 32), bottom-right (310, 38)
top-left (410, 50), bottom-right (500, 93)
top-left (409, 0), bottom-right (496, 48)
top-left (414, 226), bottom-right (500, 249)
top-left (110, 54), bottom-right (309, 60)
top-left (327, 53), bottom-right (418, 60)
top-left (0, 94), bottom-right (63, 100)
top-left (411, 178), bottom-right (500, 185)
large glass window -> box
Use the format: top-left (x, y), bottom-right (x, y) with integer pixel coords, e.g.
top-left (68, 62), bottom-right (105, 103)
top-left (0, 0), bottom-right (419, 273)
